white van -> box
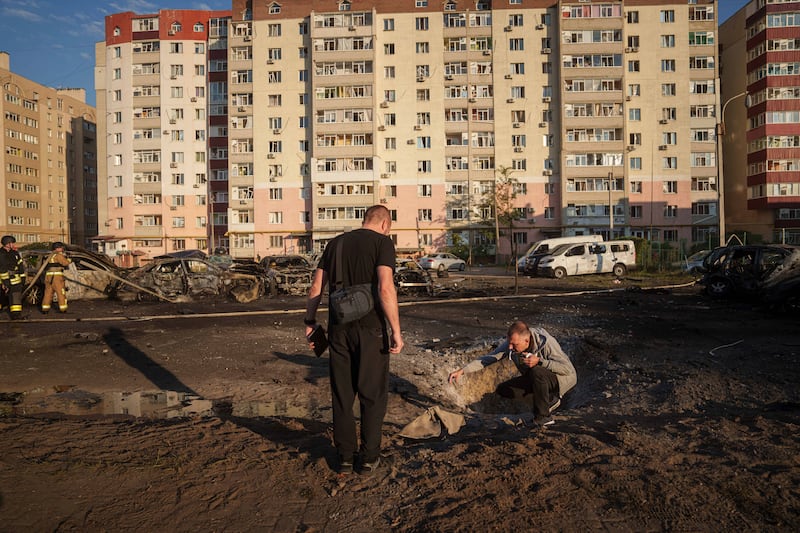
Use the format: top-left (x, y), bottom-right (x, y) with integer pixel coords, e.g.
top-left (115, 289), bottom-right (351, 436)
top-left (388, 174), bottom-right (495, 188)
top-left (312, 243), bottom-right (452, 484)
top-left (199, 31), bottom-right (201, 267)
top-left (521, 235), bottom-right (604, 275)
top-left (537, 240), bottom-right (637, 278)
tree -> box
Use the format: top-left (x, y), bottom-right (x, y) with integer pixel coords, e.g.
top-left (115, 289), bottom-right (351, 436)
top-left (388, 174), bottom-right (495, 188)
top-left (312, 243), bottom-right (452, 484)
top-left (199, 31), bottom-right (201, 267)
top-left (478, 165), bottom-right (527, 293)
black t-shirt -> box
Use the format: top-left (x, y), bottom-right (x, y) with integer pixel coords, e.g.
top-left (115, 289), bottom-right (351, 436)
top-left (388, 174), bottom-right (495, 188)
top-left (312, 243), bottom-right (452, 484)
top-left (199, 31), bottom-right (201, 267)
top-left (321, 228), bottom-right (395, 290)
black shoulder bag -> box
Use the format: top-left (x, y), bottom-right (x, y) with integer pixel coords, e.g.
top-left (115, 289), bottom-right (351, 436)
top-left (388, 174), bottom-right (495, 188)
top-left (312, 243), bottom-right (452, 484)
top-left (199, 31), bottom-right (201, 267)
top-left (328, 238), bottom-right (374, 324)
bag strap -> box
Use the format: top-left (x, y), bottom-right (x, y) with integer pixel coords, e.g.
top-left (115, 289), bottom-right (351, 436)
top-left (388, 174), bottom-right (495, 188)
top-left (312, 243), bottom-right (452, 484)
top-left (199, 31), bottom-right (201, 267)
top-left (334, 238), bottom-right (344, 290)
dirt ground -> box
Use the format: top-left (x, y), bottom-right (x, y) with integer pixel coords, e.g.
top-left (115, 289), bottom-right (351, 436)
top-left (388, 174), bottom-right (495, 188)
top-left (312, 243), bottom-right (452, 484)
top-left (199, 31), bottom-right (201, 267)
top-left (1, 271), bottom-right (799, 532)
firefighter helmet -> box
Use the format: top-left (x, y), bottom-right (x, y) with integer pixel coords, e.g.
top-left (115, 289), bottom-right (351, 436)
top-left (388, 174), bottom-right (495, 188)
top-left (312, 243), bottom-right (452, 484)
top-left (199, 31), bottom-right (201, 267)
top-left (1, 235), bottom-right (16, 246)
top-left (51, 241), bottom-right (66, 250)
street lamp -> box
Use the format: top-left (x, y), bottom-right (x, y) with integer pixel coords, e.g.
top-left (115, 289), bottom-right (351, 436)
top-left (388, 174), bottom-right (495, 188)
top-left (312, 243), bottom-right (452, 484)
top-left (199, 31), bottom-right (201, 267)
top-left (716, 91), bottom-right (752, 247)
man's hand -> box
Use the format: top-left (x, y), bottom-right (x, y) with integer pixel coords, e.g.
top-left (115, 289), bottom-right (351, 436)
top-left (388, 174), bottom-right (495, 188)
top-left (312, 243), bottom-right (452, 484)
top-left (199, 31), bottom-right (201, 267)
top-left (305, 324), bottom-right (315, 350)
top-left (448, 368), bottom-right (464, 385)
top-left (521, 353), bottom-right (541, 368)
top-left (389, 331), bottom-right (403, 354)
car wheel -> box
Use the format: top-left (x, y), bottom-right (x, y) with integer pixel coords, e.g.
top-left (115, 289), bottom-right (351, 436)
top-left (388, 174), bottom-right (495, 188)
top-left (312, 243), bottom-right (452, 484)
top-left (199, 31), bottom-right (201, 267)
top-left (25, 284), bottom-right (42, 305)
top-left (458, 262), bottom-right (466, 271)
top-left (706, 277), bottom-right (732, 298)
top-left (612, 264), bottom-right (627, 277)
top-left (437, 264), bottom-right (446, 273)
top-left (553, 267), bottom-right (567, 279)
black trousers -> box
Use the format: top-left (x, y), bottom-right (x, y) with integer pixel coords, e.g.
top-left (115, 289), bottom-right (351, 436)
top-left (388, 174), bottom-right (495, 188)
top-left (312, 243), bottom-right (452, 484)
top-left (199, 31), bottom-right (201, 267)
top-left (327, 316), bottom-right (389, 463)
top-left (496, 365), bottom-right (561, 417)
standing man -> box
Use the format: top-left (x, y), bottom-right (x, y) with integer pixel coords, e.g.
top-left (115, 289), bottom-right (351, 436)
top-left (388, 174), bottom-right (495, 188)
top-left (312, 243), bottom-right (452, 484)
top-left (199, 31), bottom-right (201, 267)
top-left (305, 205), bottom-right (403, 474)
top-left (41, 242), bottom-right (72, 314)
top-left (0, 235), bottom-right (26, 320)
top-left (448, 320), bottom-right (577, 426)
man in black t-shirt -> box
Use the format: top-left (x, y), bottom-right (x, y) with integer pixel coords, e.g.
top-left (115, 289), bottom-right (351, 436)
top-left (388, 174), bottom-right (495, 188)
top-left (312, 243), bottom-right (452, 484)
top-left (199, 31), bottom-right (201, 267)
top-left (305, 205), bottom-right (403, 474)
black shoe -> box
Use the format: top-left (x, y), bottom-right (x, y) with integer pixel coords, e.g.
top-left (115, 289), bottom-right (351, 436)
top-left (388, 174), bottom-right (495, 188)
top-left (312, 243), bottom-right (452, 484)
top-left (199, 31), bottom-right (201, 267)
top-left (534, 416), bottom-right (555, 427)
top-left (41, 310), bottom-right (49, 315)
top-left (358, 456), bottom-right (381, 474)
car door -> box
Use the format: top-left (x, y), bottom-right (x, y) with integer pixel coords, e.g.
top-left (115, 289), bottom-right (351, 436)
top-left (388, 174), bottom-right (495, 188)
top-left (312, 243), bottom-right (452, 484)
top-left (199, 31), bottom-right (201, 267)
top-left (564, 245), bottom-right (589, 275)
top-left (184, 259), bottom-right (220, 296)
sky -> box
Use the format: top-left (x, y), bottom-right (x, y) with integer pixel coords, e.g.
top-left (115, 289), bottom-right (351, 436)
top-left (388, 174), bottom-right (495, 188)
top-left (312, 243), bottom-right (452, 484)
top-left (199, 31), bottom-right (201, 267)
top-left (1, 0), bottom-right (752, 108)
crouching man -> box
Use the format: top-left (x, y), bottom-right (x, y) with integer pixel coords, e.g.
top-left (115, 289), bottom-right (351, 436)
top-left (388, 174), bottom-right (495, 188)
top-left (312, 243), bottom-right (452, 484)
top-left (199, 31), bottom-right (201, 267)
top-left (448, 320), bottom-right (577, 426)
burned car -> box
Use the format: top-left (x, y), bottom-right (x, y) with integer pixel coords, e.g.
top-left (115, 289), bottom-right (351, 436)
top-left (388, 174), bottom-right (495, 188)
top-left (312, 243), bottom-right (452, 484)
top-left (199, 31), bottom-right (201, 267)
top-left (259, 255), bottom-right (315, 295)
top-left (394, 258), bottom-right (435, 296)
top-left (21, 245), bottom-right (127, 304)
top-left (118, 257), bottom-right (264, 303)
top-left (699, 244), bottom-right (800, 308)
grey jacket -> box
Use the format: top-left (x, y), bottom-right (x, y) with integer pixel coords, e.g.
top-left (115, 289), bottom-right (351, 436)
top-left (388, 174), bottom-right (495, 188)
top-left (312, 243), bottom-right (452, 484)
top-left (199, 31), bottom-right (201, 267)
top-left (462, 327), bottom-right (577, 396)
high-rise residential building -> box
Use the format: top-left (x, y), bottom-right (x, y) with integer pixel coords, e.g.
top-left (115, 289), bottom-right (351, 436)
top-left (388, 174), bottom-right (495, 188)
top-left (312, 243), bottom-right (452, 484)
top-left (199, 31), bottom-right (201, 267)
top-left (97, 1), bottom-right (723, 263)
top-left (720, 0), bottom-right (800, 245)
top-left (95, 10), bottom-right (231, 265)
top-left (1, 52), bottom-right (97, 248)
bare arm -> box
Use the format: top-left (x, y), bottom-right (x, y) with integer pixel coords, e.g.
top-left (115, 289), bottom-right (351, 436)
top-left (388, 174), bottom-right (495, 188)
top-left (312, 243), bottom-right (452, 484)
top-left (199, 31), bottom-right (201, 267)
top-left (304, 268), bottom-right (327, 339)
top-left (377, 264), bottom-right (403, 354)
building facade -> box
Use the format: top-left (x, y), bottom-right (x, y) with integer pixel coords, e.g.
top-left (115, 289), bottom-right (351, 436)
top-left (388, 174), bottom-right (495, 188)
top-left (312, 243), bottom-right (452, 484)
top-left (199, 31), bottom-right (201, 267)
top-left (720, 0), bottom-right (800, 245)
top-left (96, 1), bottom-right (724, 262)
top-left (1, 52), bottom-right (97, 248)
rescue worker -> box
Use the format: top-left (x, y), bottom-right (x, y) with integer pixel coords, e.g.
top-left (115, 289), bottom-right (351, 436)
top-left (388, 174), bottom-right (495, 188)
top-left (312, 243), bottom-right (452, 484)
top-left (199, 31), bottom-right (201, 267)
top-left (0, 235), bottom-right (26, 320)
top-left (42, 241), bottom-right (71, 314)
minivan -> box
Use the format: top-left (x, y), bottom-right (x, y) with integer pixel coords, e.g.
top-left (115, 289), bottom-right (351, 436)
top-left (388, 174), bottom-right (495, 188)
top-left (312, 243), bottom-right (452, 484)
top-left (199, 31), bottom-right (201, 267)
top-left (521, 235), bottom-right (604, 276)
top-left (537, 240), bottom-right (636, 278)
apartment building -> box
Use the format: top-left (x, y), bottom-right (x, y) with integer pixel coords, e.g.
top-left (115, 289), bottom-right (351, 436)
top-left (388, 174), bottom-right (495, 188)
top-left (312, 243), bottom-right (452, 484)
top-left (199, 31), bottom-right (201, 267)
top-left (96, 10), bottom-right (230, 264)
top-left (97, 1), bottom-right (722, 262)
top-left (720, 0), bottom-right (800, 244)
top-left (1, 52), bottom-right (97, 248)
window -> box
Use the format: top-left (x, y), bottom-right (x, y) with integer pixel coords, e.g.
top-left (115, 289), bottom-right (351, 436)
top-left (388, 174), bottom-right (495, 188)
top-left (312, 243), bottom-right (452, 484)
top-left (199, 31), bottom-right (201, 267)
top-left (630, 181), bottom-right (642, 193)
top-left (629, 108), bottom-right (641, 121)
top-left (627, 11), bottom-right (639, 24)
top-left (660, 10), bottom-right (675, 23)
top-left (661, 60), bottom-right (676, 72)
top-left (418, 184), bottom-right (432, 197)
top-left (416, 42), bottom-right (429, 53)
top-left (628, 61), bottom-right (640, 72)
top-left (661, 35), bottom-right (675, 48)
top-left (384, 18), bottom-right (395, 31)
top-left (663, 181), bottom-right (678, 194)
top-left (630, 205), bottom-right (642, 218)
top-left (416, 17), bottom-right (429, 31)
top-left (630, 157), bottom-right (642, 170)
top-left (662, 83), bottom-right (676, 96)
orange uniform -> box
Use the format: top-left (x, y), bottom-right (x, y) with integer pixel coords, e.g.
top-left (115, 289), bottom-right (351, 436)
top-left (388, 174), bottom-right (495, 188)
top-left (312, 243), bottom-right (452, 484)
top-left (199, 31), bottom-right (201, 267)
top-left (42, 249), bottom-right (71, 313)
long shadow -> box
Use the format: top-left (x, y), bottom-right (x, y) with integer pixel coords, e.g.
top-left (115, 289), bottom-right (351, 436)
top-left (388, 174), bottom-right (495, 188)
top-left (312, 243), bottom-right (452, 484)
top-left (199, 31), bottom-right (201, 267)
top-left (103, 327), bottom-right (197, 394)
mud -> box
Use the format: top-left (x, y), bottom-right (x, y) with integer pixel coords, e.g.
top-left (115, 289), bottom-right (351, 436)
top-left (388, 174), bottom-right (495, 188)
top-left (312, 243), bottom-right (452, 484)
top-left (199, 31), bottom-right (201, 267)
top-left (1, 272), bottom-right (798, 531)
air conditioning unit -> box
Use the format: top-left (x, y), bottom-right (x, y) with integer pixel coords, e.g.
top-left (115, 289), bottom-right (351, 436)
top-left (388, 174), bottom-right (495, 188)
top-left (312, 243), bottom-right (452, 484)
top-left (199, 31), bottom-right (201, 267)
top-left (539, 122), bottom-right (547, 127)
top-left (514, 147), bottom-right (523, 153)
top-left (504, 26), bottom-right (512, 32)
top-left (658, 145), bottom-right (668, 151)
top-left (170, 206), bottom-right (177, 211)
top-left (468, 98), bottom-right (477, 103)
top-left (482, 50), bottom-right (491, 56)
top-left (193, 184), bottom-right (200, 188)
top-left (625, 96), bottom-right (632, 101)
top-left (535, 24), bottom-right (545, 30)
top-left (267, 59), bottom-right (274, 64)
top-left (243, 35), bottom-right (251, 41)
top-left (168, 30), bottom-right (176, 36)
top-left (190, 97), bottom-right (197, 102)
top-left (238, 106), bottom-right (246, 112)
top-left (631, 47), bottom-right (639, 52)
top-left (659, 119), bottom-right (668, 124)
top-left (377, 125), bottom-right (386, 131)
top-left (445, 74), bottom-right (454, 80)
top-left (348, 26), bottom-right (356, 31)
top-left (542, 96), bottom-right (551, 103)
top-left (543, 169), bottom-right (553, 176)
top-left (239, 200), bottom-right (247, 205)
top-left (170, 162), bottom-right (178, 168)
top-left (504, 74), bottom-right (512, 80)
top-left (625, 47), bottom-right (633, 53)
top-left (273, 129), bottom-right (281, 135)
top-left (512, 122), bottom-right (521, 128)
top-left (413, 125), bottom-right (422, 131)
top-left (541, 48), bottom-right (551, 54)
top-left (380, 102), bottom-right (389, 108)
top-left (380, 198), bottom-right (387, 204)
top-left (269, 177), bottom-right (277, 182)
top-left (162, 130), bottom-right (170, 134)
top-left (169, 119), bottom-right (176, 124)
top-left (626, 145), bottom-right (636, 151)
top-left (507, 98), bottom-right (515, 103)
top-left (407, 139), bottom-right (415, 145)
top-left (380, 173), bottom-right (390, 178)
top-left (417, 76), bottom-right (425, 82)
top-left (267, 153), bottom-right (275, 159)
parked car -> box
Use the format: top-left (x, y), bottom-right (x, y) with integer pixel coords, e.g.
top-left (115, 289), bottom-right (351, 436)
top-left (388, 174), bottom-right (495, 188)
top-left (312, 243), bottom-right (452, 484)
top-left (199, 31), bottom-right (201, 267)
top-left (21, 245), bottom-right (127, 304)
top-left (699, 244), bottom-right (799, 299)
top-left (418, 253), bottom-right (466, 273)
top-left (259, 255), bottom-right (315, 295)
top-left (118, 257), bottom-right (264, 303)
top-left (522, 235), bottom-right (604, 277)
top-left (537, 240), bottom-right (636, 279)
top-left (678, 249), bottom-right (712, 274)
